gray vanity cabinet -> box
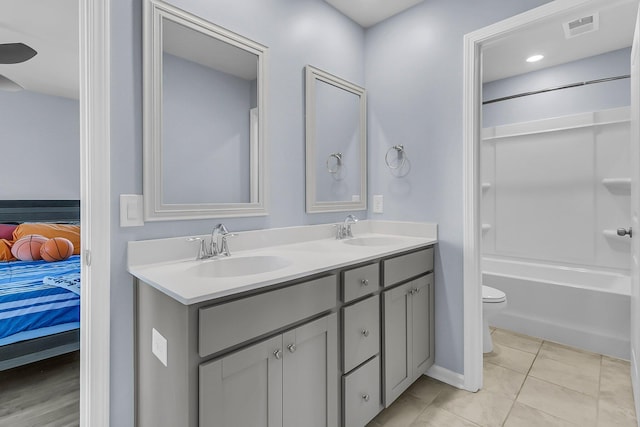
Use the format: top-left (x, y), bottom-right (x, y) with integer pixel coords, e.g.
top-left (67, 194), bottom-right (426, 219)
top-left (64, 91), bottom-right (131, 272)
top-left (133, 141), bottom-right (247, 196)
top-left (199, 314), bottom-right (338, 427)
top-left (383, 273), bottom-right (435, 407)
top-left (199, 335), bottom-right (283, 427)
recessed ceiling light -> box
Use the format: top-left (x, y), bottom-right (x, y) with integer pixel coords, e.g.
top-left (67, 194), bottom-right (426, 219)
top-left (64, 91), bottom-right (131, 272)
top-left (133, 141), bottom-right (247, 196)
top-left (526, 54), bottom-right (544, 63)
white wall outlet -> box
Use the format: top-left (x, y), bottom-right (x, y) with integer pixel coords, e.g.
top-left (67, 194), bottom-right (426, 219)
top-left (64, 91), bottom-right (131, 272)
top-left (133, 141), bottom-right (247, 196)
top-left (152, 328), bottom-right (168, 367)
top-left (120, 194), bottom-right (144, 227)
top-left (373, 195), bottom-right (384, 213)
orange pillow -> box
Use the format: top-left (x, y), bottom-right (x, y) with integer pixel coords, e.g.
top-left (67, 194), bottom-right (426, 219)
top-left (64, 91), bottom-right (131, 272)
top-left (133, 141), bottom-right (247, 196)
top-left (13, 224), bottom-right (80, 255)
top-left (0, 239), bottom-right (15, 261)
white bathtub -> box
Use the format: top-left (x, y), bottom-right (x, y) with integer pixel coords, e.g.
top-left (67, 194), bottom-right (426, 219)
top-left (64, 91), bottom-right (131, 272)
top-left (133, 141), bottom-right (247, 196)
top-left (483, 257), bottom-right (631, 359)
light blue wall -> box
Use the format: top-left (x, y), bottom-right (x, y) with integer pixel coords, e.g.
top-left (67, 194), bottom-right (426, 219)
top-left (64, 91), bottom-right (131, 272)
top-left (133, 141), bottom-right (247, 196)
top-left (483, 48), bottom-right (631, 127)
top-left (364, 0), bottom-right (551, 376)
top-left (0, 90), bottom-right (79, 199)
top-left (110, 0), bottom-right (364, 424)
top-left (162, 53), bottom-right (252, 204)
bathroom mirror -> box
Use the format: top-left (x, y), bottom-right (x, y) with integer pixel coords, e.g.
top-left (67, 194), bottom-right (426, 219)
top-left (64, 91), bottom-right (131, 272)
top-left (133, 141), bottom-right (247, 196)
top-left (305, 65), bottom-right (367, 213)
top-left (143, 0), bottom-right (268, 221)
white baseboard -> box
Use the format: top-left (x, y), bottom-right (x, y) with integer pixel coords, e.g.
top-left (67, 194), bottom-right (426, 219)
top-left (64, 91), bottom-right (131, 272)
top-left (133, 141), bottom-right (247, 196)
top-left (426, 364), bottom-right (466, 390)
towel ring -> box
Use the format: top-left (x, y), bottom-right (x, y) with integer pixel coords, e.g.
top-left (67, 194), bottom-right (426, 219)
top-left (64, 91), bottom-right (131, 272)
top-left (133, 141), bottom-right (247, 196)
top-left (385, 145), bottom-right (407, 170)
top-left (326, 152), bottom-right (343, 174)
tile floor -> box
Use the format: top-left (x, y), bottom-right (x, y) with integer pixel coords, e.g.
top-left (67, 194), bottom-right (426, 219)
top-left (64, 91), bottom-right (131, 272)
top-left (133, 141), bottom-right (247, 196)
top-left (367, 328), bottom-right (638, 427)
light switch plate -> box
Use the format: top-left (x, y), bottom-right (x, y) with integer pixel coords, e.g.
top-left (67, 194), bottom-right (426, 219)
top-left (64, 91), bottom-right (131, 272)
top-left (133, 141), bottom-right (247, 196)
top-left (152, 328), bottom-right (168, 367)
top-left (373, 195), bottom-right (383, 213)
top-left (120, 194), bottom-right (144, 227)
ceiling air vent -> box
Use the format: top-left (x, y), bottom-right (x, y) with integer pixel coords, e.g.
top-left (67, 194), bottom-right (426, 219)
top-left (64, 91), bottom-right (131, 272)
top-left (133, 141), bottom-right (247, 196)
top-left (563, 13), bottom-right (599, 38)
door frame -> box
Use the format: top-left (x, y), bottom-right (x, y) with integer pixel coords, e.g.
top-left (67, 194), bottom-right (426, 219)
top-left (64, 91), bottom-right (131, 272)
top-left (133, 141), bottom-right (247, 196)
top-left (79, 0), bottom-right (111, 424)
top-left (461, 0), bottom-right (618, 392)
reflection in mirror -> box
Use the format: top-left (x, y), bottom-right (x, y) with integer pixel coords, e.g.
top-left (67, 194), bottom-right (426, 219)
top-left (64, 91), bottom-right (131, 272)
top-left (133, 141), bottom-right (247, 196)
top-left (143, 0), bottom-right (268, 221)
top-left (306, 65), bottom-right (366, 213)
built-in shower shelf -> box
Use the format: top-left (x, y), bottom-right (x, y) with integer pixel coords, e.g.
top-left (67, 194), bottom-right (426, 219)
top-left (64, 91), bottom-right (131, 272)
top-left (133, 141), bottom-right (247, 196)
top-left (482, 224), bottom-right (492, 233)
top-left (602, 178), bottom-right (631, 191)
top-left (482, 183), bottom-right (492, 192)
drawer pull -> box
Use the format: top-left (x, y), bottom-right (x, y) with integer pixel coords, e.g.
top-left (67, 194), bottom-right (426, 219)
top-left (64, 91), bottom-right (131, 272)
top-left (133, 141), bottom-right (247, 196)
top-left (362, 394), bottom-right (370, 402)
top-left (274, 349), bottom-right (282, 360)
top-left (287, 343), bottom-right (296, 353)
top-left (361, 329), bottom-right (370, 337)
top-left (361, 279), bottom-right (369, 286)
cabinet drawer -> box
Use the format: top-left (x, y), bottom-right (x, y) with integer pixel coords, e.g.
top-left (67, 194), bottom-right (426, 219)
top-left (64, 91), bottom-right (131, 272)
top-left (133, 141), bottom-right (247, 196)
top-left (343, 295), bottom-right (380, 373)
top-left (343, 355), bottom-right (381, 427)
top-left (383, 247), bottom-right (433, 287)
top-left (342, 263), bottom-right (379, 303)
top-left (199, 275), bottom-right (337, 357)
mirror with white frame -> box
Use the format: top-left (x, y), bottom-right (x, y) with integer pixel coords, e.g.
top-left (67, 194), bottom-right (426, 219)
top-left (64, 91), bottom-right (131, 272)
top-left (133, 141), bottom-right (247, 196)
top-left (305, 65), bottom-right (367, 213)
top-left (143, 0), bottom-right (268, 221)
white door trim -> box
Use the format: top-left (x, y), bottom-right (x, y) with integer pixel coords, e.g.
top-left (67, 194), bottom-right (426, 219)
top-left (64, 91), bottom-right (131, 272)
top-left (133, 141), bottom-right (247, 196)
top-left (462, 0), bottom-right (607, 392)
top-left (79, 0), bottom-right (111, 425)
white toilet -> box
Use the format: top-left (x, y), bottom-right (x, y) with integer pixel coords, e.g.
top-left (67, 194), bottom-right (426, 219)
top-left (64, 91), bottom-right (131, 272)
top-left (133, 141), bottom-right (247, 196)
top-left (482, 285), bottom-right (507, 353)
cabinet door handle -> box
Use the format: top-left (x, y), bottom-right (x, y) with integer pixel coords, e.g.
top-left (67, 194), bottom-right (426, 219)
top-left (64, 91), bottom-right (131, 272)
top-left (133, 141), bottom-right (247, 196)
top-left (361, 329), bottom-right (370, 337)
top-left (362, 394), bottom-right (370, 402)
top-left (361, 278), bottom-right (369, 286)
top-left (273, 349), bottom-right (282, 359)
top-left (287, 343), bottom-right (296, 353)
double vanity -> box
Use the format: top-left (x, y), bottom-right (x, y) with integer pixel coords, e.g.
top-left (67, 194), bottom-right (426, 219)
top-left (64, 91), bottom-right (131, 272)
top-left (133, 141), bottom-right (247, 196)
top-left (128, 220), bottom-right (437, 427)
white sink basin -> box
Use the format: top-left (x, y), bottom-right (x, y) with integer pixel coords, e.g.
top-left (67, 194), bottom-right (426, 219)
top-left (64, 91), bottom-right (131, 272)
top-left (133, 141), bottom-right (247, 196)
top-left (188, 256), bottom-right (292, 278)
top-left (343, 236), bottom-right (404, 247)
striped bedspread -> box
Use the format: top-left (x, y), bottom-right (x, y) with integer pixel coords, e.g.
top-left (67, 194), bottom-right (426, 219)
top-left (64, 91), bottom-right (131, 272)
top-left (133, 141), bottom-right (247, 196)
top-left (0, 256), bottom-right (80, 341)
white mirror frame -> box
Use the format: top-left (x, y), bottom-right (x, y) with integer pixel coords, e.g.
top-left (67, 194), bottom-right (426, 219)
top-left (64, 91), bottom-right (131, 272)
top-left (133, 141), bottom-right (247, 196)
top-left (305, 65), bottom-right (367, 213)
top-left (143, 0), bottom-right (268, 221)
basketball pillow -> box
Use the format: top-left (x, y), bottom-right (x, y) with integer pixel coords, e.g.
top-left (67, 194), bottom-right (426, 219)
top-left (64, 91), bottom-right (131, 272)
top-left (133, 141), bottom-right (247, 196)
top-left (11, 234), bottom-right (48, 261)
top-left (40, 237), bottom-right (74, 262)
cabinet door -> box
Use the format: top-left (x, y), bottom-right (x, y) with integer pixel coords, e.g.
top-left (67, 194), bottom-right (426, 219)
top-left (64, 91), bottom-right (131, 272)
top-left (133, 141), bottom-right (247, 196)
top-left (383, 281), bottom-right (412, 407)
top-left (199, 335), bottom-right (283, 427)
top-left (410, 274), bottom-right (434, 380)
top-left (283, 314), bottom-right (338, 427)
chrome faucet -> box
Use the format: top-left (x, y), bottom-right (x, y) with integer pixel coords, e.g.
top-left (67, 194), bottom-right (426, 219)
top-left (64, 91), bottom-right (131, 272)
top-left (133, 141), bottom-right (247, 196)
top-left (336, 215), bottom-right (358, 239)
top-left (211, 223), bottom-right (236, 257)
top-left (187, 223), bottom-right (237, 259)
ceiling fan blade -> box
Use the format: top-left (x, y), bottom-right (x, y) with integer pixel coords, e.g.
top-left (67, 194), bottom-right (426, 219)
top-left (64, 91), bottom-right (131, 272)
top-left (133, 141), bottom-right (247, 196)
top-left (0, 74), bottom-right (23, 92)
top-left (0, 43), bottom-right (37, 64)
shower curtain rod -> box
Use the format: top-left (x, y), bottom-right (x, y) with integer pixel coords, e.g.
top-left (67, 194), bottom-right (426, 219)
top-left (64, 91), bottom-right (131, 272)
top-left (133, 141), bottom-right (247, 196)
top-left (482, 74), bottom-right (630, 105)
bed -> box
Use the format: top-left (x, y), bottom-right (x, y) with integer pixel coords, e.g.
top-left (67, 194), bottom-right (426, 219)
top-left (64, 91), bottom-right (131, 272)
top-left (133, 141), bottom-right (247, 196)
top-left (0, 200), bottom-right (81, 371)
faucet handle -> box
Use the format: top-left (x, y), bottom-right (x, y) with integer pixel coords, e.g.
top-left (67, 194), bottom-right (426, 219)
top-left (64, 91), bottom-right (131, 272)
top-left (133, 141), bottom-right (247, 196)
top-left (187, 237), bottom-right (209, 259)
top-left (220, 233), bottom-right (238, 256)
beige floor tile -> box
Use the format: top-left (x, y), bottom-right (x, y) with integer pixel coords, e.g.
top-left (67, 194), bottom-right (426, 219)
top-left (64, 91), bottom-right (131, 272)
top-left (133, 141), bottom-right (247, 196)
top-left (598, 399), bottom-right (638, 427)
top-left (433, 388), bottom-right (513, 427)
top-left (529, 353), bottom-right (600, 397)
top-left (517, 377), bottom-right (597, 426)
top-left (538, 341), bottom-right (601, 368)
top-left (504, 402), bottom-right (579, 427)
top-left (482, 361), bottom-right (526, 400)
top-left (483, 343), bottom-right (536, 374)
top-left (371, 395), bottom-right (426, 427)
top-left (492, 329), bottom-right (543, 354)
top-left (409, 405), bottom-right (481, 427)
top-left (406, 376), bottom-right (453, 405)
top-left (600, 357), bottom-right (636, 416)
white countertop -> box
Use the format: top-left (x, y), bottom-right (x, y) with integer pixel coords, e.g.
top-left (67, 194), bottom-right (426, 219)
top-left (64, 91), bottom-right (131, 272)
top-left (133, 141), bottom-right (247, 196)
top-left (128, 220), bottom-right (437, 305)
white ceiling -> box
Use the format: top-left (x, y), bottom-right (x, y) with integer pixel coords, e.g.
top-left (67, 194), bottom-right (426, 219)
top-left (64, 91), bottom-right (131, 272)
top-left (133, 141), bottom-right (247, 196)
top-left (0, 0), bottom-right (78, 100)
top-left (324, 0), bottom-right (425, 28)
top-left (483, 0), bottom-right (639, 82)
top-left (2, 0), bottom-right (638, 97)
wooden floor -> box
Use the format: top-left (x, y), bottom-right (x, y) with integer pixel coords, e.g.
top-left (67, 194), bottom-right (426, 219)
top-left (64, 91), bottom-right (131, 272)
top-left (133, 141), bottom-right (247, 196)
top-left (0, 351), bottom-right (79, 427)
